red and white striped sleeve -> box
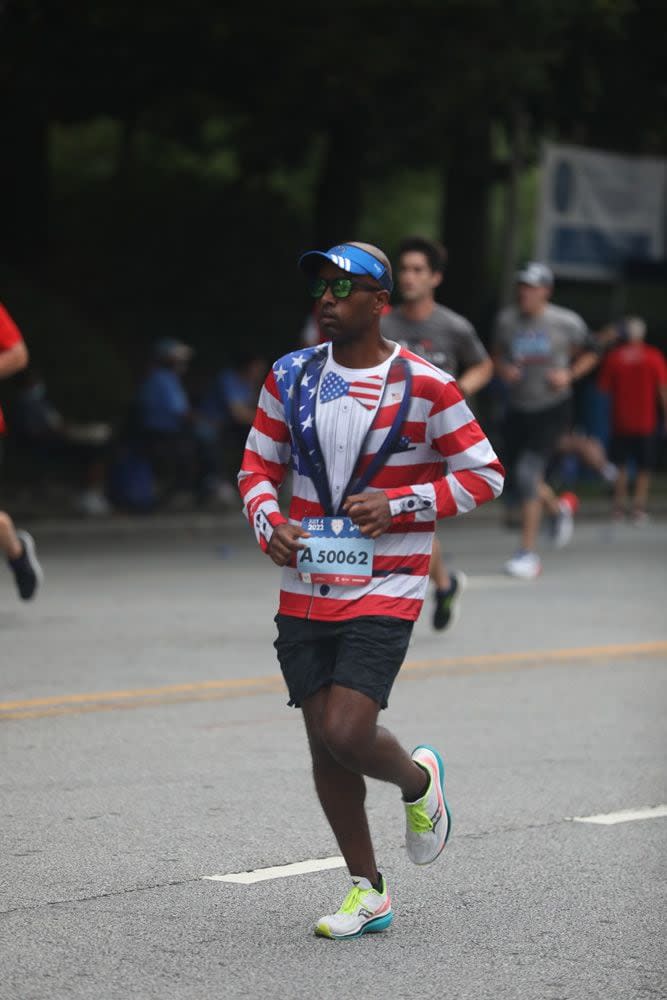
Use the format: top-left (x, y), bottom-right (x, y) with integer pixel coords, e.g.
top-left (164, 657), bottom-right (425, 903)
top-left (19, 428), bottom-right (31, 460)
top-left (384, 377), bottom-right (504, 523)
top-left (237, 369), bottom-right (291, 551)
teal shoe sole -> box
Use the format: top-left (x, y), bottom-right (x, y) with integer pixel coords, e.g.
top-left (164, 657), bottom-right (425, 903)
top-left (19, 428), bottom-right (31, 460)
top-left (412, 743), bottom-right (452, 844)
top-left (315, 910), bottom-right (393, 940)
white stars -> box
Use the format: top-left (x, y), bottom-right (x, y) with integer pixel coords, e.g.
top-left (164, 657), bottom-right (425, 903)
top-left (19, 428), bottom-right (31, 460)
top-left (301, 414), bottom-right (314, 430)
top-left (291, 354), bottom-right (306, 368)
top-left (302, 372), bottom-right (311, 386)
top-left (287, 385), bottom-right (294, 399)
top-left (308, 387), bottom-right (317, 399)
top-left (274, 364), bottom-right (287, 382)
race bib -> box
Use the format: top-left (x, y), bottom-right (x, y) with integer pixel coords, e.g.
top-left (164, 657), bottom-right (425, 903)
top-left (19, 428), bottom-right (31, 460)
top-left (297, 517), bottom-right (374, 586)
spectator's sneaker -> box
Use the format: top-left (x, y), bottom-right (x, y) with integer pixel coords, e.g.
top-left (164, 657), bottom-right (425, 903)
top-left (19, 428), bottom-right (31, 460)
top-left (8, 531), bottom-right (43, 600)
top-left (551, 498), bottom-right (574, 549)
top-left (314, 875), bottom-right (392, 939)
top-left (432, 571), bottom-right (468, 631)
top-left (504, 550), bottom-right (542, 579)
top-left (404, 745), bottom-right (451, 865)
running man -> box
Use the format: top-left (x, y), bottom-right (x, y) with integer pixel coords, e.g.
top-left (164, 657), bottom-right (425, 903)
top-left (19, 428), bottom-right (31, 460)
top-left (381, 235), bottom-right (493, 630)
top-left (0, 301), bottom-right (42, 600)
top-left (238, 241), bottom-right (504, 939)
top-left (492, 262), bottom-right (598, 579)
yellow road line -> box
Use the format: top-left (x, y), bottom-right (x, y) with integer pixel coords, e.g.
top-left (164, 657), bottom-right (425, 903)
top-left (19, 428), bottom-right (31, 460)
top-left (2, 640), bottom-right (665, 721)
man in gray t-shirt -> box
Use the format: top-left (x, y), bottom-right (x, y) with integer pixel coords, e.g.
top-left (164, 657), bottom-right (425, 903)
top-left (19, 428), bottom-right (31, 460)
top-left (382, 302), bottom-right (489, 385)
top-left (381, 235), bottom-right (493, 632)
top-left (493, 298), bottom-right (592, 413)
top-left (491, 262), bottom-right (598, 580)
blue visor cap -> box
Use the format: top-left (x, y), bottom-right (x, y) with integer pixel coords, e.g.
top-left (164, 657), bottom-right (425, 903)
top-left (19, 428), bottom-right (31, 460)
top-left (298, 243), bottom-right (393, 292)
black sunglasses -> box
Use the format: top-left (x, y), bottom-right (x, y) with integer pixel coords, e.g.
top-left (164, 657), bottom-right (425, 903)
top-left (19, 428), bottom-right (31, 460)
top-left (308, 277), bottom-right (381, 299)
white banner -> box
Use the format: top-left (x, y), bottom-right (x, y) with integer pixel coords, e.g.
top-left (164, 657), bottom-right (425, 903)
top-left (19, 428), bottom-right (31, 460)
top-left (536, 142), bottom-right (667, 280)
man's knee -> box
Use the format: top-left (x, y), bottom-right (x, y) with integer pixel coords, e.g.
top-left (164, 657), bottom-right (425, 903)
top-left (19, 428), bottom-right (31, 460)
top-left (320, 704), bottom-right (375, 770)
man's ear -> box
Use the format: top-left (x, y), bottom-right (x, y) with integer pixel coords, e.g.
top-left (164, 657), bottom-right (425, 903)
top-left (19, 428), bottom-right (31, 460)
top-left (373, 291), bottom-right (391, 316)
top-left (432, 270), bottom-right (444, 291)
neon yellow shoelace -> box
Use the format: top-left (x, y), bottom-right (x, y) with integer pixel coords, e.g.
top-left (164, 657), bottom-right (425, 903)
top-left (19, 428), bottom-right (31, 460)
top-left (338, 885), bottom-right (373, 914)
top-left (405, 800), bottom-right (434, 834)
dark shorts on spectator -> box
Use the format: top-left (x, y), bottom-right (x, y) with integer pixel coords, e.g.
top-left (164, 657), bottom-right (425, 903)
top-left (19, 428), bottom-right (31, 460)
top-left (273, 613), bottom-right (414, 709)
top-left (610, 433), bottom-right (657, 470)
top-left (503, 398), bottom-right (573, 464)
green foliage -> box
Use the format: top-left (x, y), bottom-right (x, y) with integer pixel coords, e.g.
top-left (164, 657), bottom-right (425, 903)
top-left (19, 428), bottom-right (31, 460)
top-left (1, 0), bottom-right (665, 416)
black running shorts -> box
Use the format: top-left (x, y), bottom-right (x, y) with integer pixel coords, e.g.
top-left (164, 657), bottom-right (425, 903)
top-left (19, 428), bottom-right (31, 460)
top-left (273, 613), bottom-right (414, 710)
top-left (503, 398), bottom-right (573, 464)
top-left (609, 433), bottom-right (657, 471)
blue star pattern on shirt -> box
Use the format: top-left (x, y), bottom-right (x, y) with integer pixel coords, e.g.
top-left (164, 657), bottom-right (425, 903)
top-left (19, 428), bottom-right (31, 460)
top-left (320, 372), bottom-right (349, 403)
top-left (272, 347), bottom-right (327, 478)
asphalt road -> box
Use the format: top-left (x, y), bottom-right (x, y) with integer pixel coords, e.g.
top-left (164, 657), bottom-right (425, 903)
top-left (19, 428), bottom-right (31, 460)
top-left (1, 506), bottom-right (666, 1000)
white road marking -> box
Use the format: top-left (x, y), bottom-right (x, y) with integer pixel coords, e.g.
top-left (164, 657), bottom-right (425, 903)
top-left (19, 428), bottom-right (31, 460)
top-left (203, 855), bottom-right (346, 884)
top-left (205, 805), bottom-right (667, 886)
top-left (569, 805), bottom-right (667, 826)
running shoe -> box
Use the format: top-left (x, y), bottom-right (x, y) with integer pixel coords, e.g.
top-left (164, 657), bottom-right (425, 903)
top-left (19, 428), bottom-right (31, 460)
top-left (504, 550), bottom-right (542, 579)
top-left (432, 571), bottom-right (468, 631)
top-left (551, 498), bottom-right (574, 549)
top-left (8, 530), bottom-right (43, 600)
top-left (314, 875), bottom-right (393, 939)
top-left (404, 745), bottom-right (451, 865)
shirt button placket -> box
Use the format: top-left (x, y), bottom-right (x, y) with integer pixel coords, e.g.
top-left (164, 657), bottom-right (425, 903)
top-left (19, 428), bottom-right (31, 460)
top-left (333, 399), bottom-right (352, 508)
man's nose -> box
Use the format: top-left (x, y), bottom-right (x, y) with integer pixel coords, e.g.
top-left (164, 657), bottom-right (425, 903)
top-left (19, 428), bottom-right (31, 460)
top-left (320, 284), bottom-right (337, 305)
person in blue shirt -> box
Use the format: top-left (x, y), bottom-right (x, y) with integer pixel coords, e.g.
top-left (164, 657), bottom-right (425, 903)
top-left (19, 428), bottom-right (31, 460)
top-left (137, 338), bottom-right (192, 433)
top-left (196, 350), bottom-right (268, 503)
top-left (134, 338), bottom-right (200, 506)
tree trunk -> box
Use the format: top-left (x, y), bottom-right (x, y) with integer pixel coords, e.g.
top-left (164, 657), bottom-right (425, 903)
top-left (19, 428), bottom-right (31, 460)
top-left (0, 94), bottom-right (49, 278)
top-left (311, 114), bottom-right (366, 248)
top-left (499, 106), bottom-right (528, 307)
top-left (440, 114), bottom-right (493, 334)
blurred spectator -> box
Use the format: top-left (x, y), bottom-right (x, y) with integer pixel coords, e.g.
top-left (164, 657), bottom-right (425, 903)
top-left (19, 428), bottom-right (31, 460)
top-left (597, 316), bottom-right (667, 522)
top-left (0, 301), bottom-right (42, 599)
top-left (132, 337), bottom-right (201, 507)
top-left (380, 234), bottom-right (493, 632)
top-left (492, 262), bottom-right (599, 579)
top-left (196, 350), bottom-right (269, 502)
top-left (11, 368), bottom-right (113, 516)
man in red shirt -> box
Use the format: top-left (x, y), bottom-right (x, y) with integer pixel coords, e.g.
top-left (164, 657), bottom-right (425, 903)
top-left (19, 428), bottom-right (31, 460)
top-left (598, 316), bottom-right (667, 522)
top-left (0, 301), bottom-right (43, 599)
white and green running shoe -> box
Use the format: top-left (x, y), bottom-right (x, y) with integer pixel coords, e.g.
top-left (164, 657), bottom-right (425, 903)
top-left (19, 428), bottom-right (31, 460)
top-left (314, 875), bottom-right (393, 940)
top-left (404, 744), bottom-right (451, 865)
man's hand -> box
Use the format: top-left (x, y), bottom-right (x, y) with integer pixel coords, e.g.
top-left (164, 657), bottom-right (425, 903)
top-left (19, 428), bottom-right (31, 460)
top-left (267, 523), bottom-right (310, 566)
top-left (343, 492), bottom-right (391, 539)
top-left (496, 360), bottom-right (523, 385)
top-left (546, 368), bottom-right (572, 391)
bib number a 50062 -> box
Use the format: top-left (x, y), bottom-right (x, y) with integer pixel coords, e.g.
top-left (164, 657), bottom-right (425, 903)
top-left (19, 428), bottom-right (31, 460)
top-left (297, 517), bottom-right (374, 586)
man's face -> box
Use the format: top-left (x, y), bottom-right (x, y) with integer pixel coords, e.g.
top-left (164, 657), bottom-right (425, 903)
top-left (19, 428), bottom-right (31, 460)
top-left (397, 251), bottom-right (442, 303)
top-left (516, 282), bottom-right (550, 316)
top-left (314, 261), bottom-right (386, 344)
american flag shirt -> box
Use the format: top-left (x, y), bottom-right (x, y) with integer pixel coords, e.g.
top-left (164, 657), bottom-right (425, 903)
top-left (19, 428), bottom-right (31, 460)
top-left (238, 342), bottom-right (504, 622)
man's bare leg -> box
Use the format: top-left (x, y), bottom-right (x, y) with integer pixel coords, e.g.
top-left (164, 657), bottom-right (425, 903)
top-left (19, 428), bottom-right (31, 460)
top-left (632, 469), bottom-right (651, 516)
top-left (537, 481), bottom-right (560, 518)
top-left (0, 511), bottom-right (23, 560)
top-left (429, 535), bottom-right (451, 591)
top-left (302, 685), bottom-right (426, 883)
top-left (613, 467), bottom-right (628, 515)
top-left (520, 495), bottom-right (543, 552)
